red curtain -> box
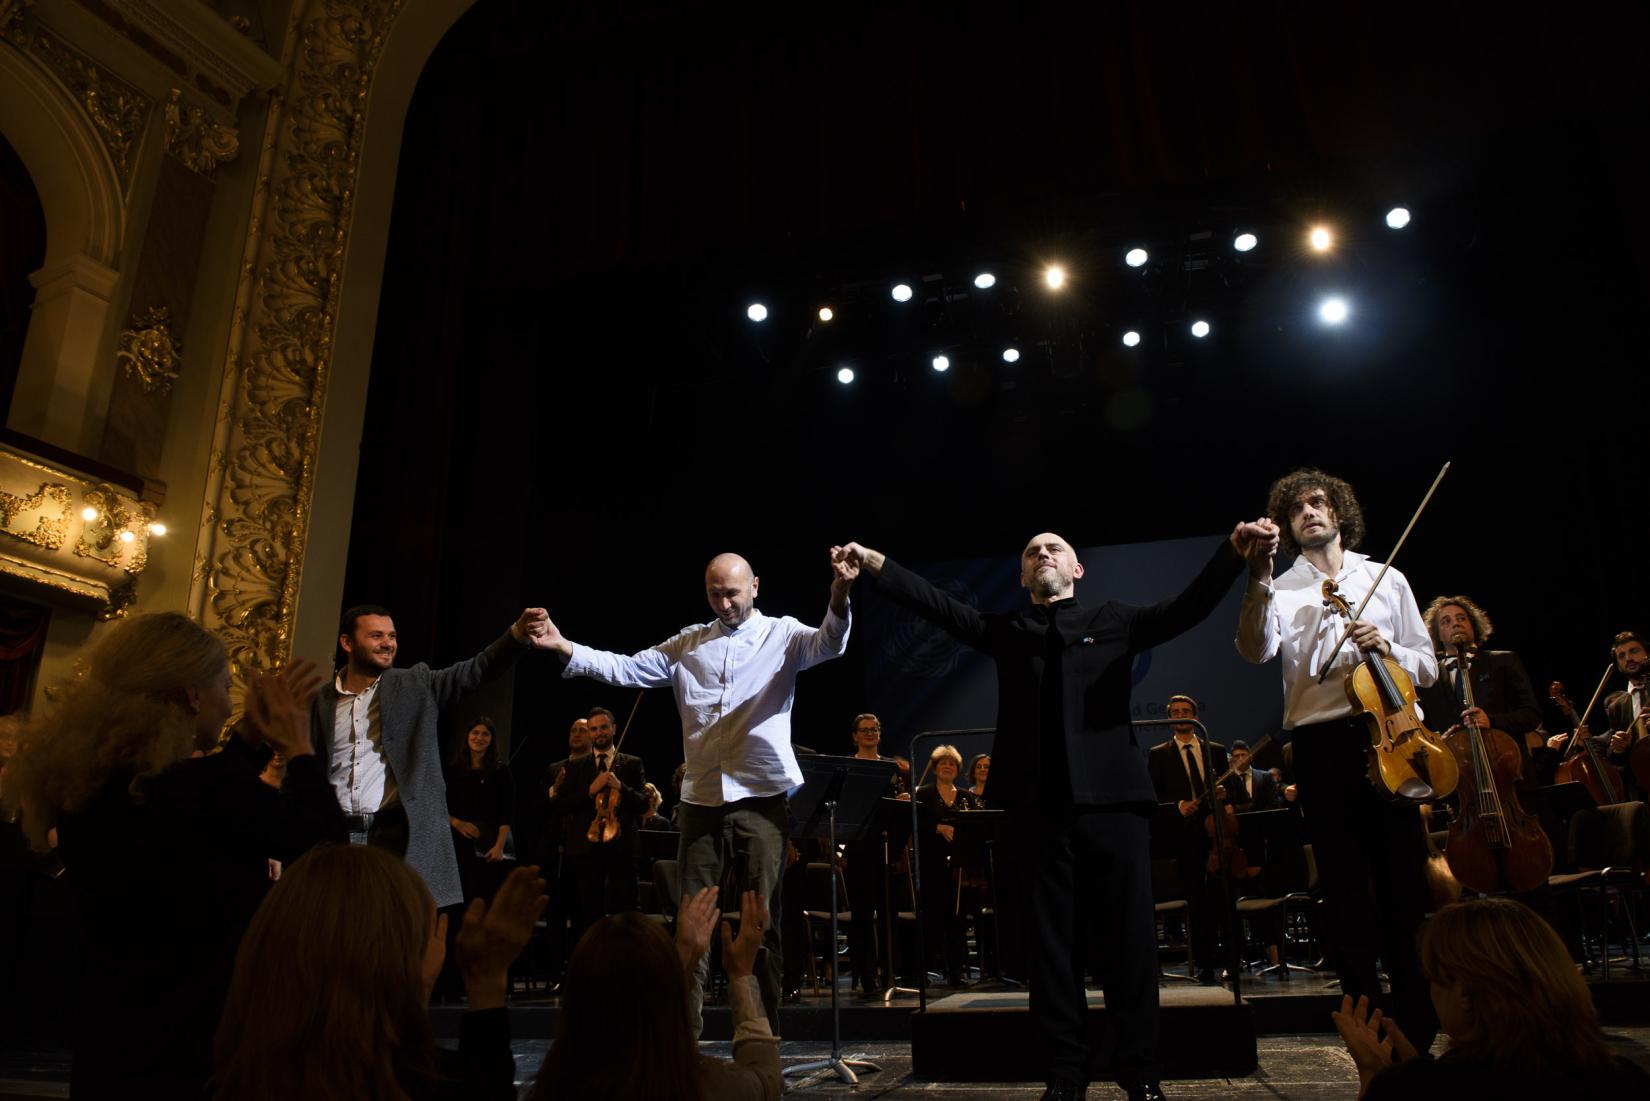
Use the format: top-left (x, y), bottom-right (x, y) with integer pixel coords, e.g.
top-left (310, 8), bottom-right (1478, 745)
top-left (0, 597), bottom-right (49, 715)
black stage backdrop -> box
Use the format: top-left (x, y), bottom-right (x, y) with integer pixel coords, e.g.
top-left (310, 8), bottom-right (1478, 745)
top-left (344, 1), bottom-right (1649, 832)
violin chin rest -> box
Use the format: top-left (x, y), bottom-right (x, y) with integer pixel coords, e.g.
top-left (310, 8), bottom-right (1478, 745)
top-left (1397, 778), bottom-right (1435, 802)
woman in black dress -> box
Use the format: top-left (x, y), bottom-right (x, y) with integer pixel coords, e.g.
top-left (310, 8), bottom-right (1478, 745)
top-left (915, 743), bottom-right (978, 986)
top-left (445, 717), bottom-right (515, 902)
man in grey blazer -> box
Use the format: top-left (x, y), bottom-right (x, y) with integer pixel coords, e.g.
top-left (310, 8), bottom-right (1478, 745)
top-left (310, 602), bottom-right (547, 907)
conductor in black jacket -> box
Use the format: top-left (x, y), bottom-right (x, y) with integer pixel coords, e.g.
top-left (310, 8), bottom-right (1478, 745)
top-left (834, 522), bottom-right (1271, 1101)
top-left (1146, 695), bottom-right (1231, 984)
top-left (545, 707), bottom-right (647, 936)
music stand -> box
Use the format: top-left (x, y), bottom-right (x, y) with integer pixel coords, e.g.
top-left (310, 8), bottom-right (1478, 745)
top-left (783, 755), bottom-right (898, 1085)
top-left (949, 809), bottom-right (1010, 984)
top-left (873, 796), bottom-right (922, 1004)
top-left (1233, 807), bottom-right (1318, 979)
top-left (1148, 801), bottom-right (1201, 983)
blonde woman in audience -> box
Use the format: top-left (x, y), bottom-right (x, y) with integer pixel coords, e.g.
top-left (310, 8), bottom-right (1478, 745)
top-left (1, 612), bottom-right (343, 1099)
top-left (1335, 896), bottom-right (1650, 1097)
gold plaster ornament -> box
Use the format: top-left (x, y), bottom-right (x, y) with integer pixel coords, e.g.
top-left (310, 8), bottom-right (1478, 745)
top-left (0, 0), bottom-right (32, 44)
top-left (116, 306), bottom-right (184, 395)
top-left (165, 88), bottom-right (240, 175)
top-left (0, 482), bottom-right (71, 549)
top-left (192, 0), bottom-right (406, 683)
top-left (29, 32), bottom-right (152, 184)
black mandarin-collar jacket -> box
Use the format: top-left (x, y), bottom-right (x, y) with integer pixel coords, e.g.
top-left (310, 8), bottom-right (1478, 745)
top-left (873, 540), bottom-right (1245, 810)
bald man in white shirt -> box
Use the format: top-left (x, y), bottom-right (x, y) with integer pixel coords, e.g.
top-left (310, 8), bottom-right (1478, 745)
top-left (536, 551), bottom-right (856, 1034)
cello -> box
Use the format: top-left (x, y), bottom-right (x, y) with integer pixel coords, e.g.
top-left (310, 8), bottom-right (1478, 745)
top-left (1323, 580), bottom-right (1459, 803)
top-left (1442, 644), bottom-right (1552, 893)
top-left (1549, 673), bottom-right (1625, 806)
top-left (1199, 735), bottom-right (1273, 879)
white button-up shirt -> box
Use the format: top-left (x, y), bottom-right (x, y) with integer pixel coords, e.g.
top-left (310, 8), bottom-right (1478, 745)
top-left (329, 674), bottom-right (397, 814)
top-left (563, 606), bottom-right (850, 806)
top-left (1235, 551), bottom-right (1437, 730)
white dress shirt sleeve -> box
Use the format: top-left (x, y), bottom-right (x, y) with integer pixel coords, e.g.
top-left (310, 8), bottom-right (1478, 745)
top-left (1235, 575), bottom-right (1280, 664)
top-left (1382, 571), bottom-right (1439, 688)
top-left (785, 604), bottom-right (852, 670)
top-left (563, 642), bottom-right (674, 687)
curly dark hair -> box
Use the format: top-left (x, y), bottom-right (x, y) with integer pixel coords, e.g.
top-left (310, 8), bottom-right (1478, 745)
top-left (1423, 595), bottom-right (1494, 648)
top-left (1612, 630), bottom-right (1646, 657)
top-left (1265, 468), bottom-right (1366, 556)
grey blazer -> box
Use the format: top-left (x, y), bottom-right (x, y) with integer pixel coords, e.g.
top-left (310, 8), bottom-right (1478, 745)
top-left (311, 630), bottom-right (526, 907)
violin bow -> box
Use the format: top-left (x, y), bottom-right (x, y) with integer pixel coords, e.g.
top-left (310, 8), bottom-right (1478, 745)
top-left (1563, 663), bottom-right (1616, 757)
top-left (612, 688), bottom-right (645, 751)
top-left (1315, 461), bottom-right (1451, 683)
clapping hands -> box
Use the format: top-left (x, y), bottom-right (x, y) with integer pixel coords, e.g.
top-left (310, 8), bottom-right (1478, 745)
top-left (243, 659), bottom-right (325, 758)
top-left (1332, 994), bottom-right (1421, 1096)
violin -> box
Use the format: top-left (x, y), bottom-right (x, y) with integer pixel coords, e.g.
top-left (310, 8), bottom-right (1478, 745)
top-left (1323, 580), bottom-right (1459, 803)
top-left (1442, 644), bottom-right (1552, 893)
top-left (1549, 678), bottom-right (1624, 806)
top-left (587, 691), bottom-right (644, 845)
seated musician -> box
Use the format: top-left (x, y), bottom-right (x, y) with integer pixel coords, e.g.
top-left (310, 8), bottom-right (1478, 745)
top-left (1145, 694), bottom-right (1230, 984)
top-left (967, 753), bottom-right (990, 805)
top-left (1416, 596), bottom-right (1544, 778)
top-left (842, 712), bottom-right (911, 998)
top-left (1545, 630), bottom-right (1648, 801)
top-left (1226, 740), bottom-right (1279, 811)
top-left (915, 744), bottom-right (979, 987)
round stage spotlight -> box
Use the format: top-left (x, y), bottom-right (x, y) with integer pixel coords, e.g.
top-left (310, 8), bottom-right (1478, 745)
top-left (1318, 296), bottom-right (1350, 325)
top-left (1233, 232), bottom-right (1258, 252)
top-left (1044, 266), bottom-right (1066, 289)
top-left (1190, 320), bottom-right (1211, 338)
top-left (817, 306), bottom-right (834, 322)
top-left (1122, 330), bottom-right (1141, 347)
top-left (746, 302), bottom-right (768, 322)
top-left (931, 355), bottom-right (951, 372)
top-left (891, 283), bottom-right (914, 303)
top-left (974, 272), bottom-right (996, 289)
top-left (1385, 207), bottom-right (1411, 229)
top-left (836, 367), bottom-right (855, 384)
top-left (1002, 347), bottom-right (1021, 363)
top-left (1124, 248), bottom-right (1148, 268)
top-left (1309, 226), bottom-right (1332, 252)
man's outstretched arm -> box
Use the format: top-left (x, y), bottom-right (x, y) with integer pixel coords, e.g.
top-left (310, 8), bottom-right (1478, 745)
top-left (833, 542), bottom-right (990, 649)
top-left (527, 612), bottom-right (674, 688)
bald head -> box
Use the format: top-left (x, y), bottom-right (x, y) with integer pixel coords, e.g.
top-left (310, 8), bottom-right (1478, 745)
top-left (1020, 532), bottom-right (1084, 604)
top-left (706, 553), bottom-right (760, 628)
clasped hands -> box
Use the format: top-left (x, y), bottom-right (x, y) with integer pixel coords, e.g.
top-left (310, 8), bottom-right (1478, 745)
top-left (588, 770), bottom-right (621, 797)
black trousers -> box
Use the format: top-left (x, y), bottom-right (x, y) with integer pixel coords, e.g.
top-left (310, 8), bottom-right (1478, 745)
top-left (573, 838), bottom-right (639, 936)
top-left (1013, 802), bottom-right (1158, 1090)
top-left (1291, 716), bottom-right (1439, 1050)
top-left (844, 839), bottom-right (889, 989)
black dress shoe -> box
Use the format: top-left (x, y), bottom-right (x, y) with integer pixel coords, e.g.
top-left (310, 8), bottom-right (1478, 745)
top-left (1039, 1083), bottom-right (1086, 1101)
top-left (1127, 1084), bottom-right (1166, 1101)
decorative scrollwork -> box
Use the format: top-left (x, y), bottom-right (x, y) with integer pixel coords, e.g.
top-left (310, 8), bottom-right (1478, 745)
top-left (0, 482), bottom-right (70, 549)
top-left (116, 306), bottom-right (184, 394)
top-left (0, 0), bottom-right (32, 45)
top-left (30, 32), bottom-right (152, 184)
top-left (73, 485), bottom-right (153, 573)
top-left (164, 88), bottom-right (240, 175)
top-left (195, 0), bottom-right (405, 681)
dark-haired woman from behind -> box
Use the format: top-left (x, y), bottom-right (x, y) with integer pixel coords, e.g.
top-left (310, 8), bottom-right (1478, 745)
top-left (528, 887), bottom-right (782, 1101)
top-left (1335, 896), bottom-right (1650, 1098)
top-left (213, 845), bottom-right (545, 1100)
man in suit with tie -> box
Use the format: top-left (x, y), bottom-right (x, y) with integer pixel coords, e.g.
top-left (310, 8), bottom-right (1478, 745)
top-left (1601, 631), bottom-right (1648, 802)
top-left (1147, 695), bottom-right (1231, 985)
top-left (1225, 740), bottom-right (1279, 811)
top-left (545, 706), bottom-right (647, 936)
